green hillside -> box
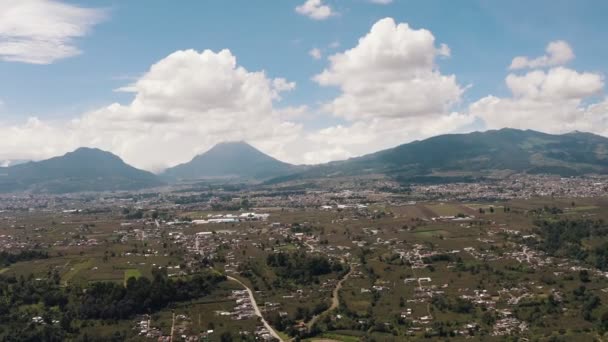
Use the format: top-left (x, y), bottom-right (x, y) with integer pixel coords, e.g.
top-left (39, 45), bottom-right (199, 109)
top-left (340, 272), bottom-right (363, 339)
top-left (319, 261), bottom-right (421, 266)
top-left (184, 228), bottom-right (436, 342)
top-left (269, 129), bottom-right (608, 184)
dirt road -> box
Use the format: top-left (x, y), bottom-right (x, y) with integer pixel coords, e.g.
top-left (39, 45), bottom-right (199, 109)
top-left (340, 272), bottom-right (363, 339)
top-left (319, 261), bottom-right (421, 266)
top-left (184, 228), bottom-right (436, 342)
top-left (307, 265), bottom-right (354, 330)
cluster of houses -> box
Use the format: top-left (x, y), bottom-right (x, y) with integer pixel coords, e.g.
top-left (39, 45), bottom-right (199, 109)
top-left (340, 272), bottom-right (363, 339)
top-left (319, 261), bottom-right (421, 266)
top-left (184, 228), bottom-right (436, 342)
top-left (412, 174), bottom-right (608, 201)
top-left (212, 290), bottom-right (276, 340)
top-left (320, 204), bottom-right (368, 210)
top-left (134, 315), bottom-right (163, 339)
top-left (492, 316), bottom-right (528, 336)
top-left (226, 290), bottom-right (257, 321)
top-left (387, 232), bottom-right (574, 337)
top-left (192, 212), bottom-right (270, 224)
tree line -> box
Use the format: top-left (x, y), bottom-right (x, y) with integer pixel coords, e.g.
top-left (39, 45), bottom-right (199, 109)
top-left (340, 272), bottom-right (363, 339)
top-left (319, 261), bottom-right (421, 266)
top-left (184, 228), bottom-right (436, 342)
top-left (0, 268), bottom-right (225, 341)
top-left (266, 252), bottom-right (344, 284)
top-left (0, 250), bottom-right (48, 267)
top-left (532, 218), bottom-right (608, 270)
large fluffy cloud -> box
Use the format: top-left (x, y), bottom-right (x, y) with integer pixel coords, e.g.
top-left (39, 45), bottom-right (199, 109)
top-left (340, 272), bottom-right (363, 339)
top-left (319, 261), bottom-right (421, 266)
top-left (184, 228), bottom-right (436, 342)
top-left (0, 117), bottom-right (81, 162)
top-left (314, 18), bottom-right (463, 121)
top-left (307, 18), bottom-right (472, 161)
top-left (0, 49), bottom-right (301, 171)
top-left (0, 0), bottom-right (105, 64)
top-left (471, 63), bottom-right (607, 135)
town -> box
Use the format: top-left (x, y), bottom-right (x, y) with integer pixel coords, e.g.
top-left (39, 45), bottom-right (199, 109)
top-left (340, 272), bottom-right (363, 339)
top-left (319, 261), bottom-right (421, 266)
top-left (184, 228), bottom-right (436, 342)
top-left (0, 176), bottom-right (608, 341)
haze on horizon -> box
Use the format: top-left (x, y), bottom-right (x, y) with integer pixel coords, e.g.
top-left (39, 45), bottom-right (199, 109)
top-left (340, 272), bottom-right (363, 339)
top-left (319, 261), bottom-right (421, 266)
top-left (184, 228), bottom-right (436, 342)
top-left (0, 0), bottom-right (607, 172)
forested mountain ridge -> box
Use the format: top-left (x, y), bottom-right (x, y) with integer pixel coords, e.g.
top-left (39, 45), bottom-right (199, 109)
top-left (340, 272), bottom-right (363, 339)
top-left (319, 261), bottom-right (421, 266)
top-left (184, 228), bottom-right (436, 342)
top-left (269, 129), bottom-right (608, 183)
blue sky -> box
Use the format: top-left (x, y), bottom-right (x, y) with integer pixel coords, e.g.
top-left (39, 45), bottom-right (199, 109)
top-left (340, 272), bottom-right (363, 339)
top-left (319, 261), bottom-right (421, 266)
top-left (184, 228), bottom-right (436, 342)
top-left (0, 0), bottom-right (607, 170)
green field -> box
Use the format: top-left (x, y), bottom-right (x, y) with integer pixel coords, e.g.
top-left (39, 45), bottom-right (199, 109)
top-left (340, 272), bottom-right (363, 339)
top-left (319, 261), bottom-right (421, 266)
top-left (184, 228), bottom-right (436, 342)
top-left (413, 228), bottom-right (450, 237)
top-left (62, 258), bottom-right (93, 285)
top-left (307, 332), bottom-right (361, 342)
top-left (124, 269), bottom-right (142, 284)
top-left (425, 203), bottom-right (466, 216)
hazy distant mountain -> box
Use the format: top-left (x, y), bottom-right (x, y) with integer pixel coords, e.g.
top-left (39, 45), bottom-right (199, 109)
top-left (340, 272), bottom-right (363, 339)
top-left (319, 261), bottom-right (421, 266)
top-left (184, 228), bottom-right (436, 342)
top-left (0, 148), bottom-right (163, 193)
top-left (4, 129), bottom-right (608, 193)
top-left (269, 129), bottom-right (608, 184)
top-left (162, 141), bottom-right (299, 180)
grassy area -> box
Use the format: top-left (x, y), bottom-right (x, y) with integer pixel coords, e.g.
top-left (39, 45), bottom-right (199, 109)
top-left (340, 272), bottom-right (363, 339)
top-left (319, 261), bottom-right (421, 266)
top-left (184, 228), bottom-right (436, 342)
top-left (413, 229), bottom-right (450, 237)
top-left (425, 203), bottom-right (465, 216)
top-left (568, 205), bottom-right (599, 212)
top-left (124, 269), bottom-right (142, 284)
top-left (306, 332), bottom-right (362, 342)
top-left (62, 258), bottom-right (92, 285)
top-left (277, 331), bottom-right (292, 341)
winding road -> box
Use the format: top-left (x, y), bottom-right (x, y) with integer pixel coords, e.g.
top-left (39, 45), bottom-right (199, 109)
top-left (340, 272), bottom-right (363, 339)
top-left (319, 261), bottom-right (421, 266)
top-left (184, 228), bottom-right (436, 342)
top-left (301, 240), bottom-right (354, 331)
top-left (306, 265), bottom-right (354, 330)
top-left (225, 243), bottom-right (351, 340)
top-left (227, 276), bottom-right (284, 342)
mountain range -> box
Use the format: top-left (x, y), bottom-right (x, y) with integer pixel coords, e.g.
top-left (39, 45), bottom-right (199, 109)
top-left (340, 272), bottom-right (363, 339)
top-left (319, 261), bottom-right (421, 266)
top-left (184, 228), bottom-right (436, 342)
top-left (2, 129), bottom-right (608, 193)
top-left (270, 128), bottom-right (608, 183)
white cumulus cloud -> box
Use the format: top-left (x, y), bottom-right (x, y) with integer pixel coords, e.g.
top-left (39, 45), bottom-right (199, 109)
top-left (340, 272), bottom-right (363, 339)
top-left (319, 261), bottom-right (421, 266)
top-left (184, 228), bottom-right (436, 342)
top-left (509, 40), bottom-right (574, 70)
top-left (304, 17), bottom-right (473, 162)
top-left (314, 18), bottom-right (463, 121)
top-left (472, 40), bottom-right (608, 137)
top-left (295, 0), bottom-right (334, 20)
top-left (0, 49), bottom-right (301, 171)
top-left (0, 0), bottom-right (105, 64)
top-left (471, 66), bottom-right (606, 134)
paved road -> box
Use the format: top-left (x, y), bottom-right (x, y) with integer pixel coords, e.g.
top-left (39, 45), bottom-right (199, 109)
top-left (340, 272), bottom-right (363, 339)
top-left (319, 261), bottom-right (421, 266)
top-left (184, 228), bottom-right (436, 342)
top-left (227, 276), bottom-right (284, 342)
